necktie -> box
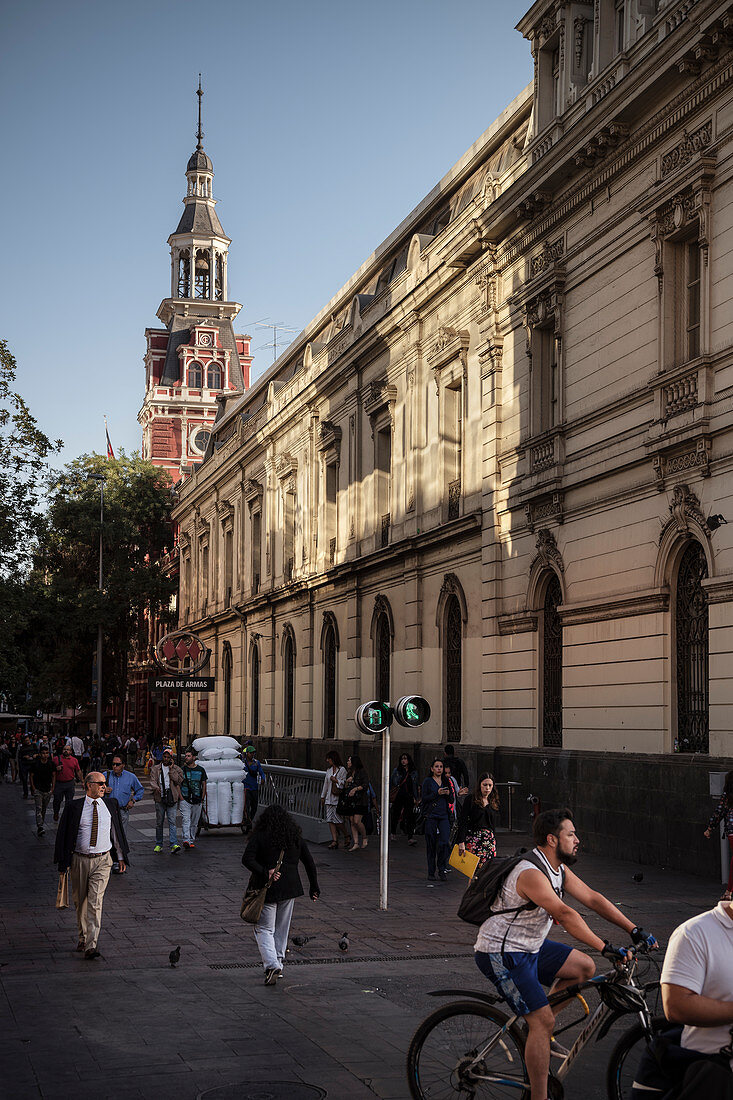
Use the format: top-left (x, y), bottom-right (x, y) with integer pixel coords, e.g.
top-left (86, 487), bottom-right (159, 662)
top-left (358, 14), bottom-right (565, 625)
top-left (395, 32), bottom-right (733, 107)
top-left (90, 800), bottom-right (99, 848)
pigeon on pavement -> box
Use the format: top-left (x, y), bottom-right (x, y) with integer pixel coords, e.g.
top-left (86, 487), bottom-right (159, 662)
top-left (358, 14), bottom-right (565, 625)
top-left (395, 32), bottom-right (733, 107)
top-left (339, 932), bottom-right (349, 953)
top-left (169, 946), bottom-right (181, 968)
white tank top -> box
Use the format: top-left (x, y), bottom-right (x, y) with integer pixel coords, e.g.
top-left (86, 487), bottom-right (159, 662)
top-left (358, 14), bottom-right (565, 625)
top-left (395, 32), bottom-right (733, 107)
top-left (474, 848), bottom-right (565, 954)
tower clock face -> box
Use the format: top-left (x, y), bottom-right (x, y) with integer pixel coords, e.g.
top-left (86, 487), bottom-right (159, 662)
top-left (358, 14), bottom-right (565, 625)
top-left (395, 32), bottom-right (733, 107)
top-left (190, 428), bottom-right (211, 455)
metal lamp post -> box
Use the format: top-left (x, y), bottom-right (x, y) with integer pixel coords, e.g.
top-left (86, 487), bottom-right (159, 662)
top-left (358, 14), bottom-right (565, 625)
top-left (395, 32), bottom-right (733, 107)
top-left (90, 474), bottom-right (105, 739)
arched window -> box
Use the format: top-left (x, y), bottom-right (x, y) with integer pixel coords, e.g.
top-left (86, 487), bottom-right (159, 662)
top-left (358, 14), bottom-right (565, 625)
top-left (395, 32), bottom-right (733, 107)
top-left (222, 642), bottom-right (232, 737)
top-left (675, 541), bottom-right (709, 753)
top-left (187, 361), bottom-right (203, 388)
top-left (376, 612), bottom-right (391, 703)
top-left (444, 594), bottom-right (462, 742)
top-left (207, 363), bottom-right (222, 390)
top-left (283, 634), bottom-right (295, 738)
top-left (251, 645), bottom-right (260, 739)
top-left (177, 250), bottom-right (190, 298)
top-left (542, 574), bottom-right (563, 747)
top-left (323, 623), bottom-right (336, 740)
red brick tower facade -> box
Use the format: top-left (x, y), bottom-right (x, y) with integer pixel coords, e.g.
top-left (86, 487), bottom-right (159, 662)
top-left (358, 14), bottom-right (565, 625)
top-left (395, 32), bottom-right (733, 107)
top-left (139, 87), bottom-right (251, 481)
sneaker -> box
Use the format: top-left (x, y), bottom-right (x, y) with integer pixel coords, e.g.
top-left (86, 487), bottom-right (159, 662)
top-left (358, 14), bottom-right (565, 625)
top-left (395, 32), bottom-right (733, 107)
top-left (170, 845), bottom-right (181, 855)
top-left (427, 873), bottom-right (436, 880)
top-left (438, 870), bottom-right (448, 881)
top-left (549, 1037), bottom-right (571, 1059)
top-left (188, 842), bottom-right (195, 849)
top-left (264, 967), bottom-right (279, 985)
top-left (183, 842), bottom-right (191, 849)
top-left (37, 826), bottom-right (44, 837)
top-left (153, 844), bottom-right (163, 853)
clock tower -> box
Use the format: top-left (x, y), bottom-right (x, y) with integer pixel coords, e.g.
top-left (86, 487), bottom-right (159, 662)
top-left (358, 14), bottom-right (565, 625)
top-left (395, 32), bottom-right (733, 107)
top-left (139, 81), bottom-right (252, 482)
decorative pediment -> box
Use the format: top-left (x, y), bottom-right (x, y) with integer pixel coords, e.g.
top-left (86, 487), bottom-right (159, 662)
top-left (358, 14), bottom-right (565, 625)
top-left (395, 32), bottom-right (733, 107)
top-left (243, 478), bottom-right (263, 506)
top-left (427, 326), bottom-right (470, 373)
top-left (178, 531), bottom-right (190, 551)
top-left (364, 378), bottom-right (398, 420)
top-left (523, 268), bottom-right (566, 355)
top-left (318, 419), bottom-right (342, 462)
top-left (275, 452), bottom-right (298, 481)
top-left (643, 154), bottom-right (716, 280)
top-left (216, 499), bottom-right (234, 526)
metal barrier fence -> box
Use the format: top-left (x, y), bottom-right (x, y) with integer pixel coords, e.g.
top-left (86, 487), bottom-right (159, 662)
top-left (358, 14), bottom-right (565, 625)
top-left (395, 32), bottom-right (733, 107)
top-left (260, 764), bottom-right (331, 843)
top-left (258, 766), bottom-right (523, 838)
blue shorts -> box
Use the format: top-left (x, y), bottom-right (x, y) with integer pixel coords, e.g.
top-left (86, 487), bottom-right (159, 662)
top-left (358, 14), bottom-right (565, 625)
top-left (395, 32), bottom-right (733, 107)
top-left (475, 940), bottom-right (573, 1015)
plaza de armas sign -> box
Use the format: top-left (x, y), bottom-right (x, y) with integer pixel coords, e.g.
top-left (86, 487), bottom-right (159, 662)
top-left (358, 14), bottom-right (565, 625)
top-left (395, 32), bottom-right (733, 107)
top-left (151, 630), bottom-right (213, 754)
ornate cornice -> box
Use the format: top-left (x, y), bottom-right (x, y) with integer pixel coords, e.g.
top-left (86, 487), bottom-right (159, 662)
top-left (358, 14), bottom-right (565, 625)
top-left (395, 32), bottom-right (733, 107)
top-left (661, 119), bottom-right (713, 177)
top-left (559, 589), bottom-right (670, 626)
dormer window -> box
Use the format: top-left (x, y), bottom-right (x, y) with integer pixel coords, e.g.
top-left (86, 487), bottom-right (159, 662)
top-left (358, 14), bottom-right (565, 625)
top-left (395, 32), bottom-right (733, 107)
top-left (207, 364), bottom-right (222, 390)
top-left (187, 361), bottom-right (203, 388)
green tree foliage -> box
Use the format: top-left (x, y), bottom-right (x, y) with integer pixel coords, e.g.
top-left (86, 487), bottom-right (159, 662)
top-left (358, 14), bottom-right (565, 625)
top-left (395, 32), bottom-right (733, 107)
top-left (0, 339), bottom-right (62, 575)
top-left (0, 339), bottom-right (62, 711)
top-left (35, 453), bottom-right (177, 718)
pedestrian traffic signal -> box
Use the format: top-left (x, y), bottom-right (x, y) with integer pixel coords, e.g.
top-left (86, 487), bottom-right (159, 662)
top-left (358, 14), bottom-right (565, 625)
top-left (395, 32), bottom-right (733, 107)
top-left (355, 701), bottom-right (392, 736)
top-left (393, 695), bottom-right (431, 728)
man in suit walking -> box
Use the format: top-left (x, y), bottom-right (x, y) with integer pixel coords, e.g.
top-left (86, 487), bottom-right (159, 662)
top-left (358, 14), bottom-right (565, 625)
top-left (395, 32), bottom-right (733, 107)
top-left (53, 771), bottom-right (130, 959)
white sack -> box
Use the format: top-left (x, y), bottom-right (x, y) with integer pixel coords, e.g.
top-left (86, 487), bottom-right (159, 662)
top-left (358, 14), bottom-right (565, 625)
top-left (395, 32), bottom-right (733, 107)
top-left (192, 735), bottom-right (240, 752)
top-left (200, 759), bottom-right (245, 776)
top-left (206, 782), bottom-right (219, 825)
top-left (231, 782), bottom-right (245, 824)
top-left (217, 781), bottom-right (232, 826)
top-left (201, 768), bottom-right (246, 784)
top-left (197, 746), bottom-right (241, 761)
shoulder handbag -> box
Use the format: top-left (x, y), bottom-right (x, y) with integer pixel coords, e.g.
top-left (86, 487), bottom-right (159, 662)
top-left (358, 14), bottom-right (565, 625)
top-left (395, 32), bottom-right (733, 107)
top-left (240, 849), bottom-right (285, 924)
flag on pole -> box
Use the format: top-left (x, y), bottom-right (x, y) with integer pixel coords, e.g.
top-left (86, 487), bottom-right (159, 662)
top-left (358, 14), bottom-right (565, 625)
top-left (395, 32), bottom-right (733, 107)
top-left (104, 416), bottom-right (115, 459)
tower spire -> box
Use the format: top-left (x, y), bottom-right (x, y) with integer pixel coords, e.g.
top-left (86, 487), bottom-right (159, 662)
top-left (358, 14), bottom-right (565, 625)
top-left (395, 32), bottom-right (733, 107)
top-left (196, 75), bottom-right (204, 151)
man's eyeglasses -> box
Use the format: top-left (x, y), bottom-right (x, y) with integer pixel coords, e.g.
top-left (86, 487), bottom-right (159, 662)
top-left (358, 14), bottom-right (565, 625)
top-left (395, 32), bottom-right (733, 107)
top-left (112, 761), bottom-right (123, 767)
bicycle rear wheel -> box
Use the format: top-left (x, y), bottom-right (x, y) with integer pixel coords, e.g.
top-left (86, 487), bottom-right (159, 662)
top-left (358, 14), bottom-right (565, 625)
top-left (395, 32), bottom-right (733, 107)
top-left (606, 1015), bottom-right (669, 1100)
top-left (407, 1001), bottom-right (530, 1099)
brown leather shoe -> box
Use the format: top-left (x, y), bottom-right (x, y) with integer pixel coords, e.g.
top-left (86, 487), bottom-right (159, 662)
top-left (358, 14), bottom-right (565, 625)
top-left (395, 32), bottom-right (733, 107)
top-left (84, 948), bottom-right (101, 960)
top-left (76, 941), bottom-right (86, 952)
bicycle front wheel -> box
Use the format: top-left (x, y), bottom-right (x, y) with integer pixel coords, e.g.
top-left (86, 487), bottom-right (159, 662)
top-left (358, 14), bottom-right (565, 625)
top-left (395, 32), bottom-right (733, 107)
top-left (606, 1015), bottom-right (669, 1100)
top-left (407, 1001), bottom-right (530, 1099)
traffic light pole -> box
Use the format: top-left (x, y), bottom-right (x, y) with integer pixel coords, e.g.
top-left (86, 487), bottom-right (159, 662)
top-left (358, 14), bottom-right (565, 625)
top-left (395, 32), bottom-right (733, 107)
top-left (379, 719), bottom-right (391, 911)
top-left (354, 696), bottom-right (430, 913)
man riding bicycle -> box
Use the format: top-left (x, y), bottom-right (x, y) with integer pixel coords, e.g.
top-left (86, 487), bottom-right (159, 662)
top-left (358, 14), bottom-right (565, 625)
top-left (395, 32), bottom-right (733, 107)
top-left (474, 807), bottom-right (657, 1100)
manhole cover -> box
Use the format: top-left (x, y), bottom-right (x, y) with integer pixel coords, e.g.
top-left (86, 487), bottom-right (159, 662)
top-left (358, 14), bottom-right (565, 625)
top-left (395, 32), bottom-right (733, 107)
top-left (198, 1084), bottom-right (326, 1100)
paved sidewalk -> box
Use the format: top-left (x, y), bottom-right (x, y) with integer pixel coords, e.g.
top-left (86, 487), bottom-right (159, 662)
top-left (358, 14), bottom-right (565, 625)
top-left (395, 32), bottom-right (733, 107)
top-left (0, 778), bottom-right (723, 1099)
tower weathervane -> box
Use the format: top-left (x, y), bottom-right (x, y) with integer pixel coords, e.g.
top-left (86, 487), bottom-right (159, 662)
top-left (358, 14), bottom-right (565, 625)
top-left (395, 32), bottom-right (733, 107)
top-left (196, 75), bottom-right (204, 150)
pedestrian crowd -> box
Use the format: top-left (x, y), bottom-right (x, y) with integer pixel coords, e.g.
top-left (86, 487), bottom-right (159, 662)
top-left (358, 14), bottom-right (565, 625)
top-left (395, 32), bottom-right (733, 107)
top-left (5, 724), bottom-right (731, 1096)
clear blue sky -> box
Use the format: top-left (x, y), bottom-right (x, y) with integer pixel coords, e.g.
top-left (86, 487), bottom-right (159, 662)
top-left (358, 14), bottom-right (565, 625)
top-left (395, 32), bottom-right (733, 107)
top-left (3, 0), bottom-right (533, 466)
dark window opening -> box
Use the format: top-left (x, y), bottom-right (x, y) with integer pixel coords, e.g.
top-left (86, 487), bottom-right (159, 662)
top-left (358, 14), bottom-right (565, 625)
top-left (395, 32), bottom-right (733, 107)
top-left (676, 542), bottom-right (709, 753)
top-left (542, 574), bottom-right (563, 747)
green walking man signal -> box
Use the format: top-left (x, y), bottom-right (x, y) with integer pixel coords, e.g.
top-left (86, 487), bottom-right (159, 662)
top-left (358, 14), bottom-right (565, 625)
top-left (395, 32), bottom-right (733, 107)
top-left (355, 695), bottom-right (431, 736)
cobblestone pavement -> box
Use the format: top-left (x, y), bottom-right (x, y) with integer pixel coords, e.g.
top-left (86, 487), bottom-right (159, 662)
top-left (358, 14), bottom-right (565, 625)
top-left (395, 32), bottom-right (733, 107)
top-left (0, 776), bottom-right (723, 1099)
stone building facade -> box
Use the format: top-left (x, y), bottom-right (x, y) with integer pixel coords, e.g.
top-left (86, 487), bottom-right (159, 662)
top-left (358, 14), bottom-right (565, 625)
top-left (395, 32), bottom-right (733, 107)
top-left (173, 0), bottom-right (733, 872)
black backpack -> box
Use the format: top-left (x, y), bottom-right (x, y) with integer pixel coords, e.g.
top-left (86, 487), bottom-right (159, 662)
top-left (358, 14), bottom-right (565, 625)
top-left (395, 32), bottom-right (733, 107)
top-left (457, 849), bottom-right (563, 926)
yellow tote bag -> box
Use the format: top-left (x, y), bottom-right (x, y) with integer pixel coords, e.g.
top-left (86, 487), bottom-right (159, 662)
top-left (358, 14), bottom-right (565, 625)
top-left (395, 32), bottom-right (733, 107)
top-left (449, 845), bottom-right (479, 878)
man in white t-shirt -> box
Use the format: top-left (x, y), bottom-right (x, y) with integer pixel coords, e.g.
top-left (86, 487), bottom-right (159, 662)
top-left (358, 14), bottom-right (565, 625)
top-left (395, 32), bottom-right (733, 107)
top-left (661, 900), bottom-right (733, 1096)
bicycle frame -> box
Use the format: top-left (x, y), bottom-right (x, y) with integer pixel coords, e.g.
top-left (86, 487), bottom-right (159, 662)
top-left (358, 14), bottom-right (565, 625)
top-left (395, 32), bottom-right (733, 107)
top-left (429, 965), bottom-right (656, 1092)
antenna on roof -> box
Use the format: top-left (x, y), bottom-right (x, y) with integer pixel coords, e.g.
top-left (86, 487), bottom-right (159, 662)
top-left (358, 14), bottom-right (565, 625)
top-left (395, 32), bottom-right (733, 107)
top-left (196, 75), bottom-right (204, 150)
top-left (244, 318), bottom-right (300, 364)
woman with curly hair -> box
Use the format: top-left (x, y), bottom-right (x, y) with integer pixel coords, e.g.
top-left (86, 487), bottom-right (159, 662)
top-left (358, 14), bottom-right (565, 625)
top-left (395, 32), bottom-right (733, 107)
top-left (456, 772), bottom-right (500, 868)
top-left (242, 804), bottom-right (320, 984)
top-left (704, 769), bottom-right (733, 900)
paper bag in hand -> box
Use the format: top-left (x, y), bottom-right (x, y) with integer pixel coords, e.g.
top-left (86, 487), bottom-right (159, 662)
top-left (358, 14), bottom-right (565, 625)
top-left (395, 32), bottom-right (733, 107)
top-left (55, 871), bottom-right (69, 909)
